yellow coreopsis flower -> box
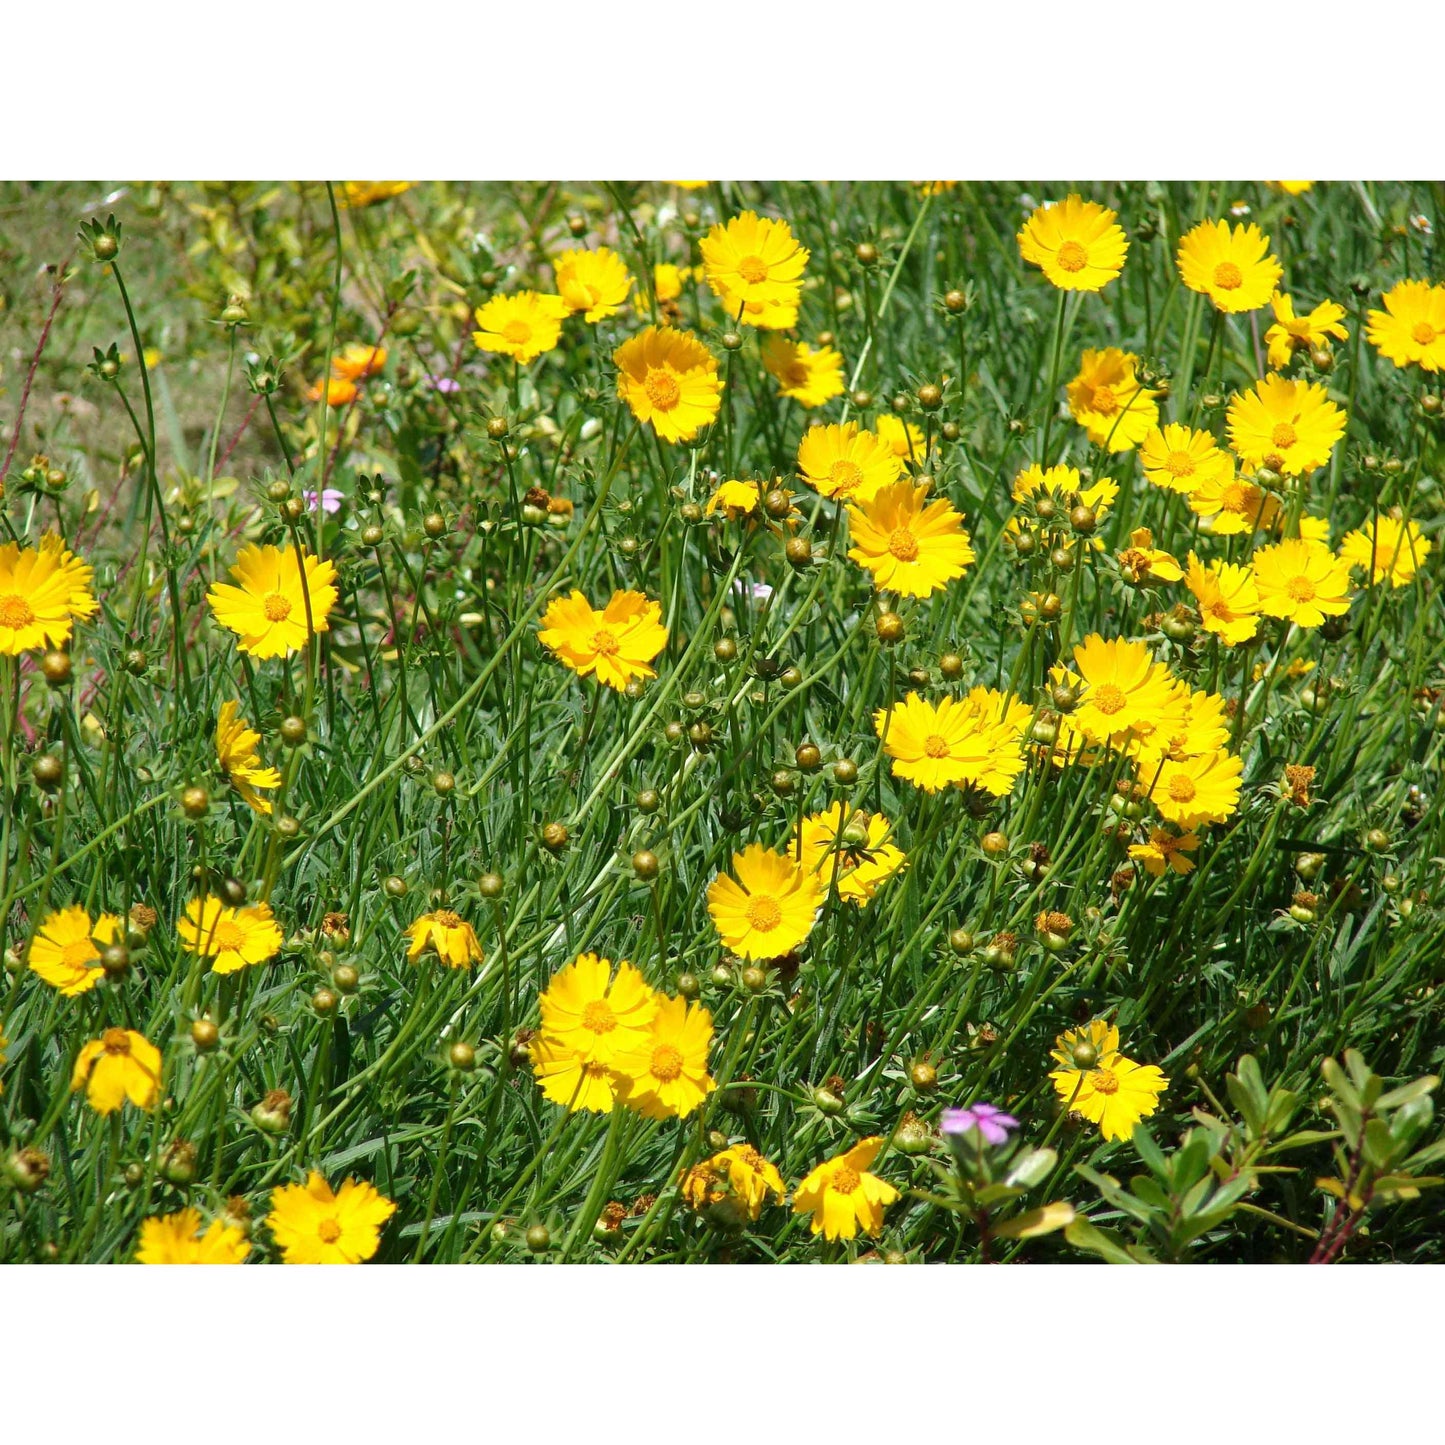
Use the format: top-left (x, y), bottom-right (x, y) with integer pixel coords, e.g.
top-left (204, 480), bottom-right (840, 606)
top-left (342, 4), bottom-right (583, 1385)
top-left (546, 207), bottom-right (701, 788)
top-left (266, 1172), bottom-right (396, 1264)
top-left (1139, 423), bottom-right (1230, 496)
top-left (846, 479), bottom-right (974, 598)
top-left (700, 211), bottom-right (809, 318)
top-left (216, 700), bottom-right (282, 815)
top-left (761, 335), bottom-right (845, 408)
top-left (1066, 348), bottom-right (1158, 452)
top-left (471, 290), bottom-right (569, 364)
top-left (177, 897), bottom-right (284, 975)
top-left (0, 534), bottom-right (98, 656)
top-left (1016, 194), bottom-right (1129, 291)
top-left (1339, 514), bottom-right (1432, 588)
top-left (1188, 464), bottom-right (1279, 536)
top-left (1186, 551), bottom-right (1260, 646)
top-left (1227, 374), bottom-right (1347, 477)
top-left (136, 1208), bottom-right (251, 1264)
top-left (1176, 219), bottom-right (1283, 313)
top-left (1145, 749), bottom-right (1243, 829)
top-left (537, 589), bottom-right (668, 691)
top-left (553, 246), bottom-right (633, 322)
top-left (651, 263), bottom-right (693, 304)
top-left (796, 422), bottom-right (904, 503)
top-left (1116, 528), bottom-right (1182, 586)
top-left (613, 995), bottom-right (716, 1120)
top-left (873, 692), bottom-right (1025, 797)
top-left (681, 1144), bottom-right (786, 1223)
top-left (1128, 826), bottom-right (1200, 878)
top-left (207, 543), bottom-right (338, 660)
top-left (404, 909), bottom-right (484, 969)
top-left (796, 802), bottom-right (907, 907)
top-left (1049, 1020), bottom-right (1168, 1143)
top-left (71, 1028), bottom-right (162, 1114)
top-left (27, 904), bottom-right (122, 996)
top-left (614, 325), bottom-right (722, 442)
top-left (339, 181), bottom-right (411, 208)
top-left (1132, 686), bottom-right (1231, 772)
top-left (531, 953), bottom-right (659, 1113)
top-left (874, 415), bottom-right (926, 466)
top-left (793, 1137), bottom-right (899, 1241)
top-left (1070, 635), bottom-right (1178, 749)
top-left (1264, 293), bottom-right (1349, 371)
top-left (330, 343), bottom-right (388, 381)
top-left (706, 479), bottom-right (763, 519)
top-left (1366, 279), bottom-right (1445, 372)
top-left (706, 843), bottom-right (823, 961)
top-left (1252, 538), bottom-right (1354, 628)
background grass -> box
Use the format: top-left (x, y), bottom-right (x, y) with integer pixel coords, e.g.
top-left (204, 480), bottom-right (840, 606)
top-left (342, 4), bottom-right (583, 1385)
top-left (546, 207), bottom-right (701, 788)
top-left (0, 180), bottom-right (1442, 1263)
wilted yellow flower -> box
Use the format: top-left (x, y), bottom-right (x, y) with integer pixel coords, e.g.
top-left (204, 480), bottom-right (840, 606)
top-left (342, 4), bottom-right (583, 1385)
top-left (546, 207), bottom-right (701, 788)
top-left (1116, 528), bottom-right (1182, 586)
top-left (1016, 194), bottom-right (1128, 291)
top-left (404, 909), bottom-right (484, 969)
top-left (0, 534), bottom-right (98, 656)
top-left (553, 246), bottom-right (633, 322)
top-left (206, 543), bottom-right (338, 660)
top-left (1176, 219), bottom-right (1282, 313)
top-left (761, 335), bottom-right (844, 408)
top-left (71, 1028), bottom-right (162, 1114)
top-left (1264, 293), bottom-right (1348, 370)
top-left (216, 701), bottom-right (282, 815)
top-left (1128, 827), bottom-right (1200, 878)
top-left (681, 1145), bottom-right (785, 1222)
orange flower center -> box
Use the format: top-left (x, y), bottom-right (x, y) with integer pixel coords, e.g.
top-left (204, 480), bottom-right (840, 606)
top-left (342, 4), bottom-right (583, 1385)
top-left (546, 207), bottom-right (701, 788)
top-left (434, 910), bottom-right (462, 929)
top-left (1090, 384), bottom-right (1119, 415)
top-left (888, 527), bottom-right (920, 562)
top-left (1091, 682), bottom-right (1126, 716)
top-left (1213, 261), bottom-right (1243, 290)
top-left (102, 1028), bottom-right (132, 1055)
top-left (1207, 599), bottom-right (1234, 621)
top-left (650, 1044), bottom-right (684, 1082)
top-left (746, 895), bottom-right (782, 932)
top-left (502, 319), bottom-right (533, 346)
top-left (1168, 775), bottom-right (1198, 803)
top-left (831, 1165), bottom-right (861, 1195)
top-left (1164, 450), bottom-right (1195, 478)
top-left (212, 920), bottom-right (247, 952)
top-left (1056, 240), bottom-right (1088, 272)
top-left (262, 592), bottom-right (292, 623)
top-left (1286, 575), bottom-right (1316, 602)
top-left (61, 938), bottom-right (99, 969)
top-left (1091, 1067), bottom-right (1120, 1095)
top-left (0, 594), bottom-right (36, 630)
top-left (644, 370), bottom-right (681, 410)
top-left (1220, 482), bottom-right (1247, 513)
top-left (588, 628), bottom-right (620, 656)
top-left (1412, 321), bottom-right (1437, 346)
top-left (737, 255), bottom-right (769, 285)
top-left (582, 999), bottom-right (617, 1034)
top-left (828, 459), bottom-right (863, 492)
top-left (317, 1219), bottom-right (342, 1244)
top-left (1271, 422), bottom-right (1297, 450)
top-left (923, 733), bottom-right (951, 758)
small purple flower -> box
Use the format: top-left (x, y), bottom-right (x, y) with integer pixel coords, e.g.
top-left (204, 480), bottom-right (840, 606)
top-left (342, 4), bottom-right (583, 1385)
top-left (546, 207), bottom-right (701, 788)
top-left (428, 374), bottom-right (461, 394)
top-left (940, 1102), bottom-right (1019, 1146)
top-left (303, 488), bottom-right (344, 515)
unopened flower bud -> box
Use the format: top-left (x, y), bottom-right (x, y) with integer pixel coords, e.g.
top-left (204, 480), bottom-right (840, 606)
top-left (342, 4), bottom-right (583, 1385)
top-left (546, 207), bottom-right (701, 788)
top-left (448, 1040), bottom-right (477, 1072)
top-left (632, 849), bottom-right (660, 881)
top-left (181, 786), bottom-right (209, 819)
top-left (250, 1089), bottom-right (292, 1134)
top-left (542, 822), bottom-right (570, 853)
